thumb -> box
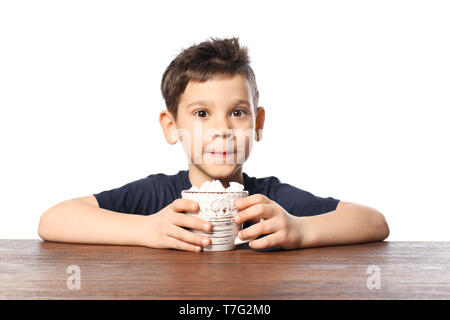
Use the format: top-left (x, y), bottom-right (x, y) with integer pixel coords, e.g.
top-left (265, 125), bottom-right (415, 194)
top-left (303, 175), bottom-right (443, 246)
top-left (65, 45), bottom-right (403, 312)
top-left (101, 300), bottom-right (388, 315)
top-left (172, 198), bottom-right (199, 213)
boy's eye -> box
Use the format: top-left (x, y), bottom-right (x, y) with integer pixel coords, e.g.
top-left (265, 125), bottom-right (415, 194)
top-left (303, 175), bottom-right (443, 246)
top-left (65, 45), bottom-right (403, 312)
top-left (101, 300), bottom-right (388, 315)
top-left (231, 109), bottom-right (247, 117)
top-left (194, 110), bottom-right (208, 118)
top-left (193, 109), bottom-right (248, 118)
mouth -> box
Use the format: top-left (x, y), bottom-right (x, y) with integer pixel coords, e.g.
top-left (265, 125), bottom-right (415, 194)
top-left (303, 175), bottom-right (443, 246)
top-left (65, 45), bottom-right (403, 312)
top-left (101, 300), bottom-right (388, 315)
top-left (208, 151), bottom-right (235, 158)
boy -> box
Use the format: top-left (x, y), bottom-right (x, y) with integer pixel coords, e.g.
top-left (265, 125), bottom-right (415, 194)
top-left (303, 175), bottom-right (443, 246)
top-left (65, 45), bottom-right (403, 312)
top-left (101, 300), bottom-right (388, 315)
top-left (38, 37), bottom-right (389, 252)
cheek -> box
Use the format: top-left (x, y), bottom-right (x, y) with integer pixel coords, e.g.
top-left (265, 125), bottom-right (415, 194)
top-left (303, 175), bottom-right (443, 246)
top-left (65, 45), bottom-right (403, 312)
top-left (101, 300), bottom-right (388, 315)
top-left (234, 129), bottom-right (253, 163)
top-left (175, 127), bottom-right (199, 157)
top-left (234, 127), bottom-right (253, 146)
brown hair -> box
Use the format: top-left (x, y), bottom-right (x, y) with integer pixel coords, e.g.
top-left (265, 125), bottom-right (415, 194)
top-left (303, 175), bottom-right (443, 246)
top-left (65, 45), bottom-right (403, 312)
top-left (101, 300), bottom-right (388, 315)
top-left (160, 36), bottom-right (259, 121)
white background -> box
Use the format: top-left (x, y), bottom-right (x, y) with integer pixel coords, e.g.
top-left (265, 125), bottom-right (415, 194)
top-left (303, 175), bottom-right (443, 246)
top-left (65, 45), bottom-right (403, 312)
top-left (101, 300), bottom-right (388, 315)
top-left (1, 0), bottom-right (449, 240)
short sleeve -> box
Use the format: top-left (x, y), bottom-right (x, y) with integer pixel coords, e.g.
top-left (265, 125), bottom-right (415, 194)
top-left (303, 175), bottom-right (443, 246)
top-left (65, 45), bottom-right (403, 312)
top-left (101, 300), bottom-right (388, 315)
top-left (311, 195), bottom-right (340, 215)
top-left (93, 177), bottom-right (159, 215)
top-left (273, 182), bottom-right (339, 217)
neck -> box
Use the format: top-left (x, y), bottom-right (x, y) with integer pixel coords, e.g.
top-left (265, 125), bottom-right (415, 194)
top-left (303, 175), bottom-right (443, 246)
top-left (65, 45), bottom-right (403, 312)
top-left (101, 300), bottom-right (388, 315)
top-left (188, 165), bottom-right (244, 189)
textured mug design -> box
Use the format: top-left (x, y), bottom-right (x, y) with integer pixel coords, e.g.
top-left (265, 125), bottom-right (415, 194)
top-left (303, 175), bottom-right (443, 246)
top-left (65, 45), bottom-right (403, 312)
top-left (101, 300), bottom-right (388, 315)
top-left (182, 191), bottom-right (247, 217)
top-left (181, 190), bottom-right (249, 251)
top-left (210, 197), bottom-right (234, 215)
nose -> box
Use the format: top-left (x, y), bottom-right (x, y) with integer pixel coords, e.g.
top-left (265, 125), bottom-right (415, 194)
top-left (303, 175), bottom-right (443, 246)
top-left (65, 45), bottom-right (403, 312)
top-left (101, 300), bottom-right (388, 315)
top-left (211, 115), bottom-right (233, 139)
top-left (213, 129), bottom-right (233, 139)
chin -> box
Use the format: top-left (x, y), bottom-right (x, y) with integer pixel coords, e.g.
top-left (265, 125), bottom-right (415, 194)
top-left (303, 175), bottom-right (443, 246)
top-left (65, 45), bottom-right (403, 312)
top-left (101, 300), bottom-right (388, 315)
top-left (202, 164), bottom-right (239, 179)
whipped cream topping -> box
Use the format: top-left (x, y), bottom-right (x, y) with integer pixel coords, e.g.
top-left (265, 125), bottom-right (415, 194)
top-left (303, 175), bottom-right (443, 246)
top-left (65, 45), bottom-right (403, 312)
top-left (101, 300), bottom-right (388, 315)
top-left (188, 179), bottom-right (245, 192)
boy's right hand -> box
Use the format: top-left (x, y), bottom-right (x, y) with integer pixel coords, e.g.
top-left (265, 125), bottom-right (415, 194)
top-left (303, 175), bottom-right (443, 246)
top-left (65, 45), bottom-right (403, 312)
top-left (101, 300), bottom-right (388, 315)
top-left (138, 199), bottom-right (211, 252)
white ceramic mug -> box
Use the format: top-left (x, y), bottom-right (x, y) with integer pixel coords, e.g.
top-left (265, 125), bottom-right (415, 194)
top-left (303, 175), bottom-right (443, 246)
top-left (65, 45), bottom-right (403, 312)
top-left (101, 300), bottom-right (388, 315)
top-left (181, 190), bottom-right (253, 251)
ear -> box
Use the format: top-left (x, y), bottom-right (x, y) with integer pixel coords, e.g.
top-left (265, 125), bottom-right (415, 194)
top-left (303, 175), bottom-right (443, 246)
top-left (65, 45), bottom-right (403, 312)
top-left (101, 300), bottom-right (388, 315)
top-left (255, 106), bottom-right (265, 141)
top-left (159, 110), bottom-right (178, 145)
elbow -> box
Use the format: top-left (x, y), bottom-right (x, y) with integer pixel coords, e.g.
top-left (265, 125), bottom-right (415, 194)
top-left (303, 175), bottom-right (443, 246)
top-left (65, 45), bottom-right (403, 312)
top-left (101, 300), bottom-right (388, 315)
top-left (373, 209), bottom-right (390, 241)
top-left (38, 210), bottom-right (52, 241)
top-left (37, 200), bottom-right (68, 241)
top-left (38, 213), bottom-right (48, 240)
top-left (381, 217), bottom-right (390, 240)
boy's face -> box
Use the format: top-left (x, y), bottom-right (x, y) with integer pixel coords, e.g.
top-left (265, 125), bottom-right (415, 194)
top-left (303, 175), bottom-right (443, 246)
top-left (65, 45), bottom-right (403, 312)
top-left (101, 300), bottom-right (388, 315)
top-left (161, 73), bottom-right (264, 181)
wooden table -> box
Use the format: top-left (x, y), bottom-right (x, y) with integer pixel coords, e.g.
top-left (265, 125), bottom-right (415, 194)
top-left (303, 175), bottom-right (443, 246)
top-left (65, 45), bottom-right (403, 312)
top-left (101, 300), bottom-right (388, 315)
top-left (1, 240), bottom-right (449, 300)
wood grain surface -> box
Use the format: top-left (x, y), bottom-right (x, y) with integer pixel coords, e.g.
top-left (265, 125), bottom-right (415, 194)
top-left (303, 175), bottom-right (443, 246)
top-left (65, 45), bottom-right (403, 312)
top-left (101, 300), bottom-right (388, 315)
top-left (1, 240), bottom-right (449, 299)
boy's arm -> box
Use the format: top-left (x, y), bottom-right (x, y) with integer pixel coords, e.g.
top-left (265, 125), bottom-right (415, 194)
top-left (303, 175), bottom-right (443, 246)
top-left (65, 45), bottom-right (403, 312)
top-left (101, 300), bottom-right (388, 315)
top-left (297, 201), bottom-right (390, 248)
top-left (234, 195), bottom-right (390, 250)
top-left (38, 196), bottom-right (213, 252)
top-left (38, 196), bottom-right (148, 246)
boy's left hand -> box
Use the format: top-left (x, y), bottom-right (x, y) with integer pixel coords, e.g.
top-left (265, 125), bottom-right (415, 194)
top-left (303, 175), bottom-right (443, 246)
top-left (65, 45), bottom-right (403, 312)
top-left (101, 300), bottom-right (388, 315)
top-left (233, 194), bottom-right (302, 250)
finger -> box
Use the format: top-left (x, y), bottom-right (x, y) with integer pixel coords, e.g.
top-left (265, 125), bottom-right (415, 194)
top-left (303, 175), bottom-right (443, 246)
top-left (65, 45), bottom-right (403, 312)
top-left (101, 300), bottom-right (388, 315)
top-left (234, 203), bottom-right (275, 223)
top-left (234, 194), bottom-right (270, 210)
top-left (238, 219), bottom-right (277, 240)
top-left (249, 231), bottom-right (284, 250)
top-left (164, 235), bottom-right (202, 252)
top-left (170, 211), bottom-right (212, 232)
top-left (167, 225), bottom-right (211, 248)
top-left (248, 216), bottom-right (261, 225)
top-left (172, 198), bottom-right (199, 213)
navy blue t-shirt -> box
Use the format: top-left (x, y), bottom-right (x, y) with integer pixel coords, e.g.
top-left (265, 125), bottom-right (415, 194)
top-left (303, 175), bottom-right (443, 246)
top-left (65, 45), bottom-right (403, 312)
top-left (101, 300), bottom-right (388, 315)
top-left (93, 169), bottom-right (339, 228)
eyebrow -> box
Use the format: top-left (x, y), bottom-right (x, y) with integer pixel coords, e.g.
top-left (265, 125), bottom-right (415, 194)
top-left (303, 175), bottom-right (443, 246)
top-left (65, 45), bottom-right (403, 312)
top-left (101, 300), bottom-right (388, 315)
top-left (185, 99), bottom-right (250, 109)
